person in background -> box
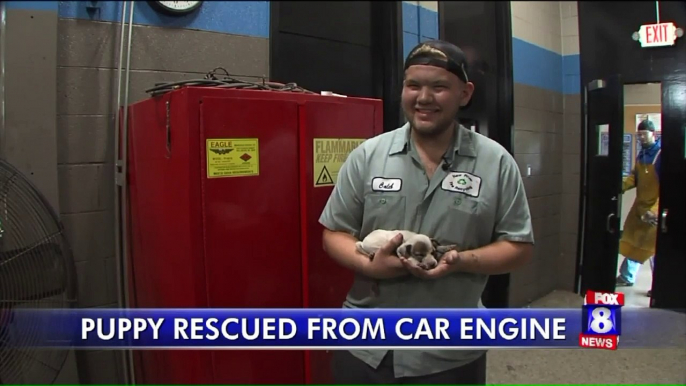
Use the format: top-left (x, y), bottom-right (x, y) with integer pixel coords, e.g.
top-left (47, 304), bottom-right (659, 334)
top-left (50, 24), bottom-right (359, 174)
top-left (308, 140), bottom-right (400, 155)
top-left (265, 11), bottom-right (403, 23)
top-left (616, 119), bottom-right (661, 297)
top-left (318, 40), bottom-right (534, 384)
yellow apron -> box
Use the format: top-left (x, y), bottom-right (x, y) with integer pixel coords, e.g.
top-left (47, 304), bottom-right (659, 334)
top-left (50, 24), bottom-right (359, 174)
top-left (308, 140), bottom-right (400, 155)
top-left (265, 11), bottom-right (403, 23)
top-left (619, 149), bottom-right (661, 263)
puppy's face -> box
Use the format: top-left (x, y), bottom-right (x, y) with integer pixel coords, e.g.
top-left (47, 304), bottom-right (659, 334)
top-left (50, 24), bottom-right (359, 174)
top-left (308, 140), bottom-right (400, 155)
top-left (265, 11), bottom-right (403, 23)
top-left (395, 234), bottom-right (458, 270)
top-left (410, 241), bottom-right (431, 261)
top-left (397, 235), bottom-right (433, 262)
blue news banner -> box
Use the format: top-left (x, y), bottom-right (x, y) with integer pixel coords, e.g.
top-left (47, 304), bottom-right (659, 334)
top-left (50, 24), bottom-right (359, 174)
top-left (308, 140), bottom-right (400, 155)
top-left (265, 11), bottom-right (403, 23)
top-left (4, 308), bottom-right (684, 349)
top-left (6, 309), bottom-right (577, 349)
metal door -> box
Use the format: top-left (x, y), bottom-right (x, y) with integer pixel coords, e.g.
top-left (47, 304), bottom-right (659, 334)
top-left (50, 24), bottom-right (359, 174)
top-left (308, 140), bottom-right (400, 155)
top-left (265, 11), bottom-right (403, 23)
top-left (300, 99), bottom-right (381, 384)
top-left (651, 78), bottom-right (686, 310)
top-left (579, 75), bottom-right (625, 294)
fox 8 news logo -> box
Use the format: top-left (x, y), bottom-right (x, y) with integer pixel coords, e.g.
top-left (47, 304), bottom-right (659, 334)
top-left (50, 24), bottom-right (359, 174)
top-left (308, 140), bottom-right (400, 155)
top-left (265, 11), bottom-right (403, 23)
top-left (588, 305), bottom-right (617, 334)
top-left (579, 291), bottom-right (624, 350)
top-left (585, 291), bottom-right (622, 335)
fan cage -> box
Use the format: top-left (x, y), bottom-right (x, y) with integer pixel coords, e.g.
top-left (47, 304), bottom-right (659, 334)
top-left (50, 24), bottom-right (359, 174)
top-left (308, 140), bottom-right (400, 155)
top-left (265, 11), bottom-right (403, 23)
top-left (0, 159), bottom-right (78, 384)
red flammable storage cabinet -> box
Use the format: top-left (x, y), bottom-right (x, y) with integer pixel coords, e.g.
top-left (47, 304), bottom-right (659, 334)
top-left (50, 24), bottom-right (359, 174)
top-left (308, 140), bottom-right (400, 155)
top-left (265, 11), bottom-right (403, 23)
top-left (123, 87), bottom-right (383, 384)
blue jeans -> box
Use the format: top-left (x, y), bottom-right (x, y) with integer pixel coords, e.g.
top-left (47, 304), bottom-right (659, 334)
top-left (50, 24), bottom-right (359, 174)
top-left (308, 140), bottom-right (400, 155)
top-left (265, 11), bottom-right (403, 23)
top-left (618, 256), bottom-right (655, 284)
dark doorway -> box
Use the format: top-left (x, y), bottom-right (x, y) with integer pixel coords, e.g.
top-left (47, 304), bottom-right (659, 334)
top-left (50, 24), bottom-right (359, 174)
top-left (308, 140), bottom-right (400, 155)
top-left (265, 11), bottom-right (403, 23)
top-left (616, 82), bottom-right (663, 308)
top-left (577, 2), bottom-right (686, 311)
top-left (269, 1), bottom-right (404, 133)
top-left (439, 1), bottom-right (514, 308)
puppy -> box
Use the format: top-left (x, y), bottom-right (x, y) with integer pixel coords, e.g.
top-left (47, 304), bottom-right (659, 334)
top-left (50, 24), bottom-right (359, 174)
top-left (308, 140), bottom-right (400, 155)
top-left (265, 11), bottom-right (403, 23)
top-left (355, 230), bottom-right (458, 270)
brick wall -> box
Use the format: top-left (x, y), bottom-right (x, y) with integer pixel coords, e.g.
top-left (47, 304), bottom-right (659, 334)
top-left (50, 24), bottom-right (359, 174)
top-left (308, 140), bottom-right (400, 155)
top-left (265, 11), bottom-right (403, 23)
top-left (508, 1), bottom-right (581, 306)
top-left (58, 1), bottom-right (268, 382)
top-left (560, 1), bottom-right (582, 292)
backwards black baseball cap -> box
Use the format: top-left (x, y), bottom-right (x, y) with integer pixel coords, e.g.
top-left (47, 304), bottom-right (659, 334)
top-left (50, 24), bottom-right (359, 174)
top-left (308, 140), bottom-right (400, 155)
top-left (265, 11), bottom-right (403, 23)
top-left (404, 40), bottom-right (470, 84)
top-left (637, 119), bottom-right (656, 132)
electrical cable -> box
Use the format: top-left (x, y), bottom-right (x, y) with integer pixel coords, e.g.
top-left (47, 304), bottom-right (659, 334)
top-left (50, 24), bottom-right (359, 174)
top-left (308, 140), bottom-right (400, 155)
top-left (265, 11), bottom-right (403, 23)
top-left (145, 67), bottom-right (317, 97)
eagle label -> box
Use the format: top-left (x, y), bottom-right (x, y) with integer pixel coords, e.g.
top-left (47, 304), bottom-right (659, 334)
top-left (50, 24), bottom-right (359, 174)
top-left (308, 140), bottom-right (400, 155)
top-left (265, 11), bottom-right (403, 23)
top-left (206, 138), bottom-right (259, 178)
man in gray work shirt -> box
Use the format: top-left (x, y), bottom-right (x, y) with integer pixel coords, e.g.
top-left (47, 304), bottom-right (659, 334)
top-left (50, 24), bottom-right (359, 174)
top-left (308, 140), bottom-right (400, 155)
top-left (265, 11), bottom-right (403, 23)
top-left (319, 40), bottom-right (534, 384)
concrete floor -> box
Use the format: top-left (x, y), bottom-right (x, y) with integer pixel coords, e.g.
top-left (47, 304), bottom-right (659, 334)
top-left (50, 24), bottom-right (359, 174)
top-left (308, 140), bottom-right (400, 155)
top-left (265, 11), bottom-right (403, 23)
top-left (615, 254), bottom-right (653, 308)
top-left (486, 290), bottom-right (686, 384)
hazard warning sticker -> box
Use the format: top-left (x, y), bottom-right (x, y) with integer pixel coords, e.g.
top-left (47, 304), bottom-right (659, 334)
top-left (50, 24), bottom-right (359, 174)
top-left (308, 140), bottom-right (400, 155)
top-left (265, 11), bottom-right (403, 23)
top-left (206, 138), bottom-right (259, 178)
top-left (313, 138), bottom-right (366, 187)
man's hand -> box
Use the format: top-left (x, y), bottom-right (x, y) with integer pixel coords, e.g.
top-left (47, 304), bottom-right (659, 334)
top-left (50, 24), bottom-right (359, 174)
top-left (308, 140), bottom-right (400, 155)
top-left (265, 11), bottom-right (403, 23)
top-left (641, 211), bottom-right (658, 226)
top-left (361, 234), bottom-right (408, 279)
top-left (399, 250), bottom-right (460, 279)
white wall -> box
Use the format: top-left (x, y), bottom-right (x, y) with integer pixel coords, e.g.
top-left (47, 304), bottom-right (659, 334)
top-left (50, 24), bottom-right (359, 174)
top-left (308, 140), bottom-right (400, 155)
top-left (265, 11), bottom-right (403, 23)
top-left (625, 83), bottom-right (661, 105)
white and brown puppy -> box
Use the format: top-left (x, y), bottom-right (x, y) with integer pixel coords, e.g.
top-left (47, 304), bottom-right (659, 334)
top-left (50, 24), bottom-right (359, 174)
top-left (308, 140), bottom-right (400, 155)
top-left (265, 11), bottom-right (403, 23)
top-left (355, 230), bottom-right (458, 270)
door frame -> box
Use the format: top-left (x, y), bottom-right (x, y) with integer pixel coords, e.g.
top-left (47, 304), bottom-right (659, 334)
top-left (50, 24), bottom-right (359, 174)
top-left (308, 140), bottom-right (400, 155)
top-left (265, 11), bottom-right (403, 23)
top-left (576, 75), bottom-right (686, 310)
top-left (576, 77), bottom-right (660, 292)
top-left (575, 83), bottom-right (588, 292)
top-left (370, 1), bottom-right (404, 132)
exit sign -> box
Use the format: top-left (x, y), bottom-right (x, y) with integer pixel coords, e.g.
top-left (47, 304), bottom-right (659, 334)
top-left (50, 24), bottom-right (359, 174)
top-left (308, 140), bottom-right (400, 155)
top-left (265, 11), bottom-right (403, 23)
top-left (638, 22), bottom-right (681, 47)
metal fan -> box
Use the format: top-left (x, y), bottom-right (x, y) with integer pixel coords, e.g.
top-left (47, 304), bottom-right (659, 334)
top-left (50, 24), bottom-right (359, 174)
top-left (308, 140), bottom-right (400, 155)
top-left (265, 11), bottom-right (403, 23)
top-left (0, 159), bottom-right (78, 384)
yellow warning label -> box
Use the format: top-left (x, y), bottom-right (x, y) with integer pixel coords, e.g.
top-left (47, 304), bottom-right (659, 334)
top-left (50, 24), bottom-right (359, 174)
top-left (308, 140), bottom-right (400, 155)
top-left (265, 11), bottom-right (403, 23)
top-left (313, 138), bottom-right (366, 187)
top-left (206, 138), bottom-right (259, 178)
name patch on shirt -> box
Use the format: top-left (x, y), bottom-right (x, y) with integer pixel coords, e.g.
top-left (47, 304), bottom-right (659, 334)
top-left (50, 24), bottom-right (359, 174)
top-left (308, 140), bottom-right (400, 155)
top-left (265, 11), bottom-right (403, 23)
top-left (371, 177), bottom-right (402, 192)
top-left (441, 172), bottom-right (481, 197)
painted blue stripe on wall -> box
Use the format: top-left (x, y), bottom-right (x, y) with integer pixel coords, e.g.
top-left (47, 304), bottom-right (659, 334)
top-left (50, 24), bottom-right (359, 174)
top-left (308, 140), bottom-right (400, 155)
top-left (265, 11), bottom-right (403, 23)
top-left (512, 37), bottom-right (562, 94)
top-left (562, 54), bottom-right (580, 94)
top-left (57, 1), bottom-right (269, 38)
top-left (419, 7), bottom-right (438, 40)
top-left (564, 74), bottom-right (581, 94)
top-left (563, 54), bottom-right (580, 75)
top-left (402, 2), bottom-right (419, 35)
top-left (6, 1), bottom-right (58, 11)
top-left (512, 38), bottom-right (581, 95)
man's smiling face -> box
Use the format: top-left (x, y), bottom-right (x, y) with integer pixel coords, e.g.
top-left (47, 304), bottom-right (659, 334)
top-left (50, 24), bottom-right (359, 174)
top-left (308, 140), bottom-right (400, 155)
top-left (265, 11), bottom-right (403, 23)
top-left (401, 64), bottom-right (473, 138)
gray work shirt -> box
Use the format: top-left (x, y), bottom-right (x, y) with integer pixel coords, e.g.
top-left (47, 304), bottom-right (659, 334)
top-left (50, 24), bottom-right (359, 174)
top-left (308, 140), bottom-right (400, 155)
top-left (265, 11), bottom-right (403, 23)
top-left (319, 122), bottom-right (534, 378)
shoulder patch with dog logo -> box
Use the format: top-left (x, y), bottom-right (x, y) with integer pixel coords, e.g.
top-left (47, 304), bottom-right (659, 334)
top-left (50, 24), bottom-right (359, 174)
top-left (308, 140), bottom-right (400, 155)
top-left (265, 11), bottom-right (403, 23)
top-left (371, 177), bottom-right (402, 192)
top-left (441, 172), bottom-right (481, 197)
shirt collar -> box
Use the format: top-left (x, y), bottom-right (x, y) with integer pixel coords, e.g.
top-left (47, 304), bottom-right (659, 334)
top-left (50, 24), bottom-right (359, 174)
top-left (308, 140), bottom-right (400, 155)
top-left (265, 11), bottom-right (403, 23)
top-left (640, 137), bottom-right (661, 156)
top-left (388, 121), bottom-right (477, 158)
